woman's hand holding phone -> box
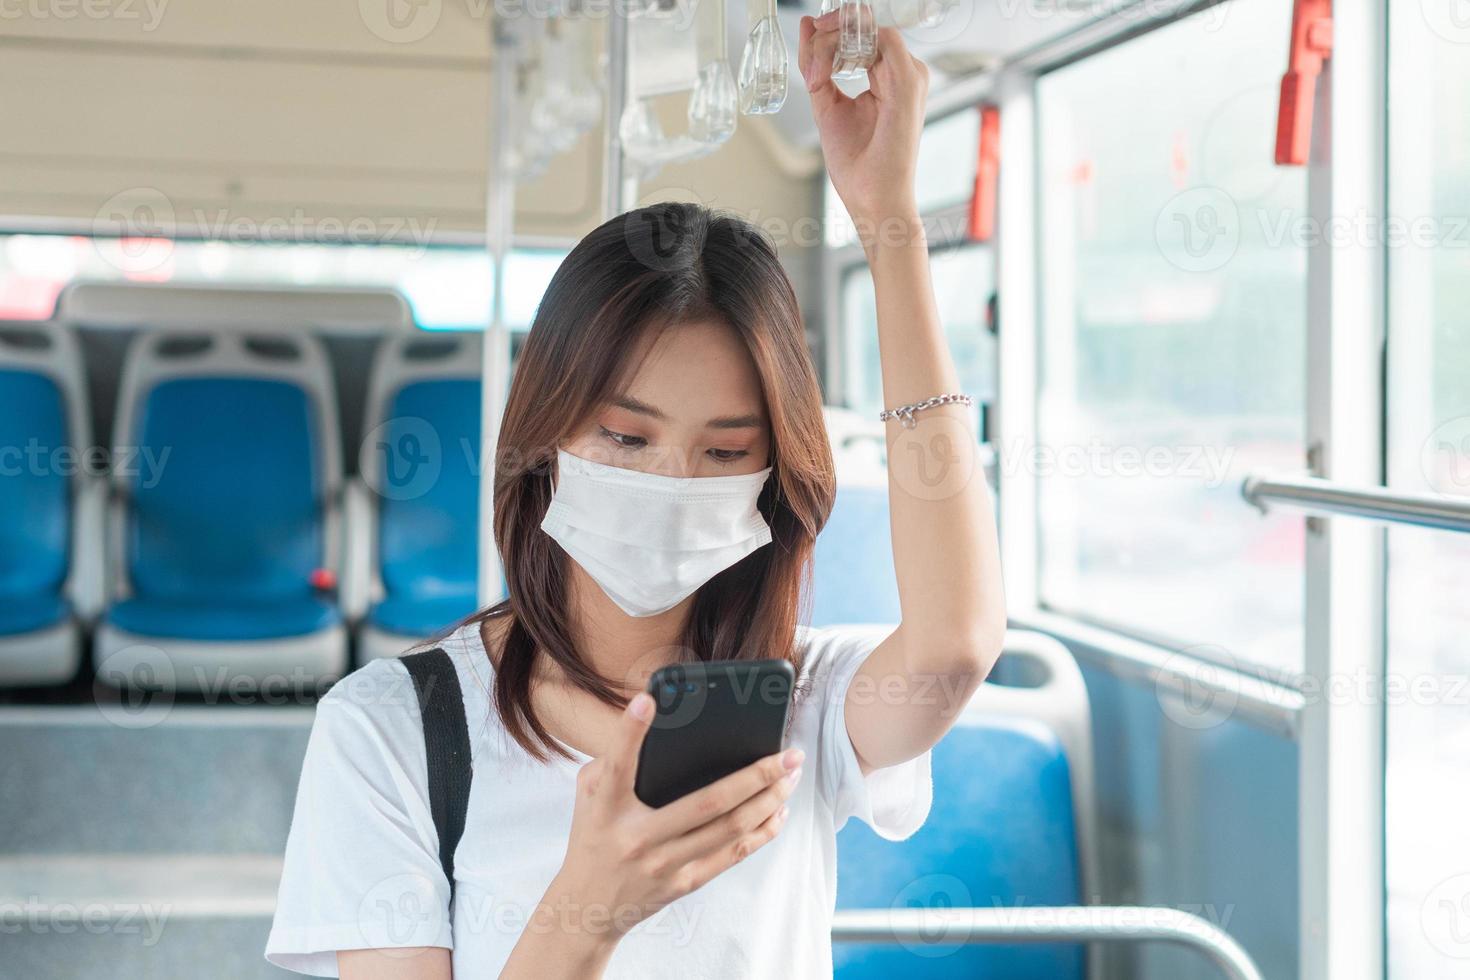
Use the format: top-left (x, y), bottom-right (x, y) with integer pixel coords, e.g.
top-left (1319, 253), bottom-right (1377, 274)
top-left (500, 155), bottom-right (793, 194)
top-left (501, 693), bottom-right (803, 976)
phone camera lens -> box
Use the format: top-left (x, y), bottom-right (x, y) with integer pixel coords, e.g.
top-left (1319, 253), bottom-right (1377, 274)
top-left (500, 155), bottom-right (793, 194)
top-left (684, 682), bottom-right (697, 693)
top-left (662, 682), bottom-right (678, 697)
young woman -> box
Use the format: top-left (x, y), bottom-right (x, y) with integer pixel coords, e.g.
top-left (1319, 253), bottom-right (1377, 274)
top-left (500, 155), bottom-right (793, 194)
top-left (266, 14), bottom-right (1004, 979)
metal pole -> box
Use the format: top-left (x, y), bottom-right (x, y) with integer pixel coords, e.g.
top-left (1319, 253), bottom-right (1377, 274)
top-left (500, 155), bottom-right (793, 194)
top-left (601, 1), bottom-right (637, 217)
top-left (830, 907), bottom-right (1264, 980)
top-left (1293, 0), bottom-right (1388, 973)
top-left (1243, 473), bottom-right (1470, 535)
top-left (478, 17), bottom-right (517, 606)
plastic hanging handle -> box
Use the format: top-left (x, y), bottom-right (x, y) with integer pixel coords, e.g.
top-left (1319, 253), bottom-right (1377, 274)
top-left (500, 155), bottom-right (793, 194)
top-left (828, 0), bottom-right (876, 80)
top-left (737, 0), bottom-right (788, 115)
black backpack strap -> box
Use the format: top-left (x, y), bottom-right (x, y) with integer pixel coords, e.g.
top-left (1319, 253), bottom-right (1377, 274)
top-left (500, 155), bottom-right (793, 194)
top-left (402, 648), bottom-right (472, 908)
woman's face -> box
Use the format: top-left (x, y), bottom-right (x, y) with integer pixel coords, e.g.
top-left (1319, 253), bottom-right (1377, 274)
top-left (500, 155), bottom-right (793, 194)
top-left (562, 319), bottom-right (771, 478)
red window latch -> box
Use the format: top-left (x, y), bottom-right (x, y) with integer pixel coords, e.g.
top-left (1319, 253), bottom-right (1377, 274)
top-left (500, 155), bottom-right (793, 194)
top-left (968, 105), bottom-right (1001, 241)
top-left (1275, 0), bottom-right (1333, 166)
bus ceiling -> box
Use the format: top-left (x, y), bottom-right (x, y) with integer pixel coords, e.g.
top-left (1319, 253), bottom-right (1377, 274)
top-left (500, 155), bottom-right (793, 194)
top-left (0, 0), bottom-right (1120, 240)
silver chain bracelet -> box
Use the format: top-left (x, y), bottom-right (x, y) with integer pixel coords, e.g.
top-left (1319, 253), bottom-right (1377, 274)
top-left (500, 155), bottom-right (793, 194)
top-left (878, 393), bottom-right (974, 429)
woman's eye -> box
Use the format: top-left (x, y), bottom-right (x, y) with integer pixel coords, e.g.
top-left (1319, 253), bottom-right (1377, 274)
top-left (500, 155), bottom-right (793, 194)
top-left (599, 426), bottom-right (646, 450)
top-left (707, 448), bottom-right (750, 464)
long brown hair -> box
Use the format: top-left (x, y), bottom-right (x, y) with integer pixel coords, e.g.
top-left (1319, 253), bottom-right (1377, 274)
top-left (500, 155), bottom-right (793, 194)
top-left (474, 202), bottom-right (835, 760)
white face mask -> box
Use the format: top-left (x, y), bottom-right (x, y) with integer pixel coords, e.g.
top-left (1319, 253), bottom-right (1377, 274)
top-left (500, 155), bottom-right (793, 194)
top-left (539, 448), bottom-right (774, 617)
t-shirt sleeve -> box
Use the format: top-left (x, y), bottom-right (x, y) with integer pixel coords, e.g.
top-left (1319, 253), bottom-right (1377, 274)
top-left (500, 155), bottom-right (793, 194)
top-left (809, 627), bottom-right (933, 841)
top-left (266, 659), bottom-right (453, 977)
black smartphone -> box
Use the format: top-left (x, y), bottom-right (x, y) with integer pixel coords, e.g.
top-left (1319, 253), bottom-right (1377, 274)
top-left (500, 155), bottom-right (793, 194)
top-left (634, 659), bottom-right (796, 808)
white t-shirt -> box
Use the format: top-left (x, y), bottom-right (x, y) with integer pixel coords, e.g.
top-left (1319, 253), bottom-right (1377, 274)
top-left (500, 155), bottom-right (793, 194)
top-left (266, 621), bottom-right (932, 978)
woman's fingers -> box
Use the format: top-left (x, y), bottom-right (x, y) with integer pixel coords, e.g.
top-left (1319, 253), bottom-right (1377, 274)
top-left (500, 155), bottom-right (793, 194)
top-left (657, 765), bottom-right (800, 869)
top-left (798, 14), bottom-right (840, 104)
top-left (873, 25), bottom-right (907, 62)
top-left (868, 27), bottom-right (908, 91)
top-left (869, 27), bottom-right (929, 102)
top-left (802, 15), bottom-right (927, 111)
top-left (677, 802), bottom-right (792, 894)
top-left (604, 692), bottom-right (655, 796)
top-left (647, 747), bottom-right (803, 838)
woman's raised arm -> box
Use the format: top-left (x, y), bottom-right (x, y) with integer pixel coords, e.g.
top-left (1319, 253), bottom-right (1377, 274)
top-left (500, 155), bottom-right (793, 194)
top-left (799, 14), bottom-right (1007, 774)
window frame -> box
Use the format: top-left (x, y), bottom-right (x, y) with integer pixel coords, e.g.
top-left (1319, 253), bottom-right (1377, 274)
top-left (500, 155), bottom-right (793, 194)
top-left (829, 227), bottom-right (994, 414)
top-left (823, 137), bottom-right (986, 412)
top-left (0, 224), bottom-right (575, 332)
top-left (977, 4), bottom-right (1393, 980)
top-left (819, 2), bottom-right (1401, 978)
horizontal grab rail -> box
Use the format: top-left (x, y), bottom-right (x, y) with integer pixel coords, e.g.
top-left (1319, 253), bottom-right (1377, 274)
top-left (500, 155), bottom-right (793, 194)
top-left (831, 906), bottom-right (1263, 980)
top-left (1242, 473), bottom-right (1470, 534)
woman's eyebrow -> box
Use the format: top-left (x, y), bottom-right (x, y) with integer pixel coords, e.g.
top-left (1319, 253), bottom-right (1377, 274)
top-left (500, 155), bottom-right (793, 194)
top-left (610, 394), bottom-right (669, 420)
top-left (611, 395), bottom-right (763, 430)
top-left (706, 413), bottom-right (763, 430)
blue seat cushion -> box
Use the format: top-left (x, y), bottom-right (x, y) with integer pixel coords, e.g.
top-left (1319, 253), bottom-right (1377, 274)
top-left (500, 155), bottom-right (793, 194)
top-left (810, 485), bottom-right (901, 626)
top-left (835, 715), bottom-right (1083, 979)
top-left (125, 377), bottom-right (323, 602)
top-left (368, 592), bottom-right (479, 638)
top-left (0, 592), bottom-right (70, 637)
top-left (106, 595), bottom-right (339, 641)
top-left (0, 369), bottom-right (71, 600)
top-left (377, 380), bottom-right (480, 600)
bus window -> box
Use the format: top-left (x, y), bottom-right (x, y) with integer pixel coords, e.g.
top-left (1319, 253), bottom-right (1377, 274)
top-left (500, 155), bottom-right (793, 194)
top-left (840, 243), bottom-right (993, 421)
top-left (914, 108), bottom-right (980, 214)
top-left (1384, 2), bottom-right (1470, 972)
top-left (1035, 0), bottom-right (1306, 674)
top-left (0, 234), bottom-right (565, 332)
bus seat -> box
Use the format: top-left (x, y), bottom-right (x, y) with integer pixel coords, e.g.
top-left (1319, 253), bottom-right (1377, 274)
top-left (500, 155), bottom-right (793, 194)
top-left (811, 483), bottom-right (901, 626)
top-left (356, 334), bottom-right (482, 662)
top-left (93, 330), bottom-right (348, 692)
top-left (0, 324), bottom-right (91, 686)
top-left (834, 627), bottom-right (1096, 980)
